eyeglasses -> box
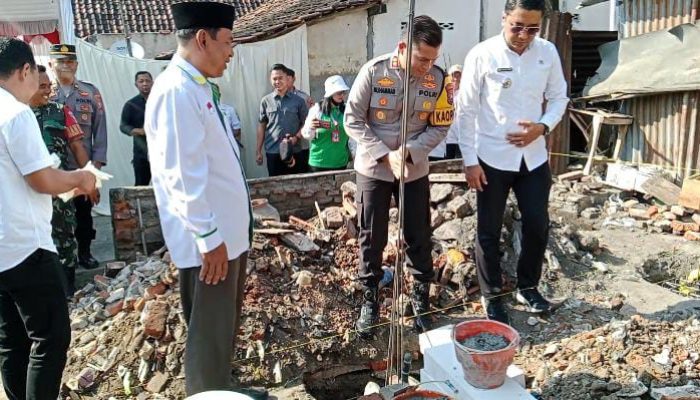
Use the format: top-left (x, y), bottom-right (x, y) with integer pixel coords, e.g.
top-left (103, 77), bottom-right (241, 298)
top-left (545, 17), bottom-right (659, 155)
top-left (509, 23), bottom-right (541, 36)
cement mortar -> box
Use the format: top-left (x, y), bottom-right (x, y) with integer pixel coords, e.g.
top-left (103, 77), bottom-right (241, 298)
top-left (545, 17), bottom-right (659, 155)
top-left (461, 333), bottom-right (510, 352)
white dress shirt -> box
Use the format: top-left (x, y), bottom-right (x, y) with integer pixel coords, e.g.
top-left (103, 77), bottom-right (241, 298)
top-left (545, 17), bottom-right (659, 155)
top-left (457, 34), bottom-right (568, 171)
top-left (0, 87), bottom-right (56, 272)
top-left (145, 55), bottom-right (251, 269)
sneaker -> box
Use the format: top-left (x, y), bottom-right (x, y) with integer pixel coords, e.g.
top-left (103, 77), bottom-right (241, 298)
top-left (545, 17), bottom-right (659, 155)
top-left (515, 288), bottom-right (552, 313)
top-left (78, 253), bottom-right (100, 270)
top-left (356, 287), bottom-right (379, 338)
top-left (411, 281), bottom-right (432, 333)
top-left (481, 295), bottom-right (510, 325)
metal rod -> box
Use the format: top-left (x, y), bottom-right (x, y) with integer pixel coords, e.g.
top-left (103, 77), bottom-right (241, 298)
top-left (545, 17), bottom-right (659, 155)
top-left (387, 0), bottom-right (417, 386)
top-left (118, 0), bottom-right (134, 57)
top-left (136, 198), bottom-right (148, 255)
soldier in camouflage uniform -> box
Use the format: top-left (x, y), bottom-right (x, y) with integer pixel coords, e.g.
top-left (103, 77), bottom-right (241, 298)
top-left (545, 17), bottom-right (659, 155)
top-left (50, 44), bottom-right (107, 270)
top-left (29, 65), bottom-right (93, 296)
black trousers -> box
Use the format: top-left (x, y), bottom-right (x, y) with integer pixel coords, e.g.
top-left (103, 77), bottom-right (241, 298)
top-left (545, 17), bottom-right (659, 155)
top-left (475, 159), bottom-right (552, 295)
top-left (356, 173), bottom-right (434, 288)
top-left (133, 157), bottom-right (151, 186)
top-left (445, 143), bottom-right (462, 159)
top-left (292, 149), bottom-right (310, 174)
top-left (0, 249), bottom-right (71, 400)
top-left (73, 196), bottom-right (95, 254)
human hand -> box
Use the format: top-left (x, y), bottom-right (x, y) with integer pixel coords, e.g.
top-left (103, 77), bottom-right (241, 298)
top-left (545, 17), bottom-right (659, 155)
top-left (464, 165), bottom-right (488, 192)
top-left (506, 121), bottom-right (545, 148)
top-left (200, 242), bottom-right (229, 285)
top-left (256, 151), bottom-right (263, 166)
top-left (388, 150), bottom-right (409, 179)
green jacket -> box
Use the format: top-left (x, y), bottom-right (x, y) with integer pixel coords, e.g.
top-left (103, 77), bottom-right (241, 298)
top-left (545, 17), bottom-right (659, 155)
top-left (302, 103), bottom-right (350, 169)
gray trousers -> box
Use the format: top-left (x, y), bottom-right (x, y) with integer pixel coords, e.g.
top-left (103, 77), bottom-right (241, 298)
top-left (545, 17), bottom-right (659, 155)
top-left (179, 253), bottom-right (248, 395)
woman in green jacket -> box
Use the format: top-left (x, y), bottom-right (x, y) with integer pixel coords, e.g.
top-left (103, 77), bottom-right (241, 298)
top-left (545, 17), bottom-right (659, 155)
top-left (301, 75), bottom-right (353, 172)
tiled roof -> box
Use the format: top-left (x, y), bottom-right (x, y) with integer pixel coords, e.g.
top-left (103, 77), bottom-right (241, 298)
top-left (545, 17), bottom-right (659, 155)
top-left (72, 0), bottom-right (266, 38)
top-left (231, 0), bottom-right (381, 43)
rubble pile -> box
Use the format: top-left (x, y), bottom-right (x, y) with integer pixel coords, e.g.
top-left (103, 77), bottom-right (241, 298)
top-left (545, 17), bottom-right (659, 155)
top-left (549, 171), bottom-right (700, 241)
top-left (62, 175), bottom-right (696, 398)
top-left (519, 314), bottom-right (700, 400)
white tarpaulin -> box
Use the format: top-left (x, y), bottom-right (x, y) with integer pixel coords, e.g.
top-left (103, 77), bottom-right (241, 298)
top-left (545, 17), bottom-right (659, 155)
top-left (74, 26), bottom-right (309, 214)
top-left (0, 0), bottom-right (59, 36)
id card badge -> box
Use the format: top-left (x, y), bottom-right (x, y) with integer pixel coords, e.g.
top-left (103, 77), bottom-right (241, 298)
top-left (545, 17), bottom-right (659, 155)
top-left (332, 130), bottom-right (340, 143)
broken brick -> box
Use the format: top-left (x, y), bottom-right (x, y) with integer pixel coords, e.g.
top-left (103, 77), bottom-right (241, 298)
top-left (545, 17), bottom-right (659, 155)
top-left (105, 301), bottom-right (124, 317)
top-left (684, 231), bottom-right (700, 241)
top-left (93, 275), bottom-right (111, 289)
top-left (142, 300), bottom-right (169, 339)
top-left (146, 372), bottom-right (169, 393)
top-left (629, 207), bottom-right (651, 219)
top-left (645, 206), bottom-right (659, 219)
top-left (145, 282), bottom-right (167, 299)
top-left (323, 207), bottom-right (344, 229)
top-left (670, 220), bottom-right (700, 234)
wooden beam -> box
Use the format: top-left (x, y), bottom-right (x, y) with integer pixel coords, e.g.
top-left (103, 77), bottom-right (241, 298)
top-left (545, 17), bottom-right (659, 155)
top-left (641, 175), bottom-right (682, 205)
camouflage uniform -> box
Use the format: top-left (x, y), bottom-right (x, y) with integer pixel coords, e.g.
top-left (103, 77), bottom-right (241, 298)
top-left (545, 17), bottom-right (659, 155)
top-left (32, 101), bottom-right (85, 295)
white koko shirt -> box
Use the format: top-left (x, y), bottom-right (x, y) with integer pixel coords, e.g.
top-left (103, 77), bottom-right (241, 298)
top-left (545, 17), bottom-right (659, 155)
top-left (0, 87), bottom-right (57, 272)
top-left (456, 34), bottom-right (568, 171)
top-left (145, 54), bottom-right (251, 269)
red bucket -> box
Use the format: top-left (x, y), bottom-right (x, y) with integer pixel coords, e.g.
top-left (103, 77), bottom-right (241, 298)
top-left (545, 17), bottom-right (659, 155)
top-left (452, 320), bottom-right (520, 389)
top-left (393, 389), bottom-right (453, 399)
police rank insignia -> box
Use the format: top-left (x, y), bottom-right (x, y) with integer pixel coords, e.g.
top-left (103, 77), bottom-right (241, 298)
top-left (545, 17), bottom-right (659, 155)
top-left (376, 111), bottom-right (386, 120)
top-left (502, 78), bottom-right (513, 89)
top-left (422, 101), bottom-right (433, 110)
top-left (419, 112), bottom-right (429, 121)
top-left (377, 77), bottom-right (395, 87)
top-left (379, 97), bottom-right (389, 106)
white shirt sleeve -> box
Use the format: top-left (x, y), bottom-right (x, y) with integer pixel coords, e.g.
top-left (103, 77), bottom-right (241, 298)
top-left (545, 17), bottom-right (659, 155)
top-left (151, 86), bottom-right (223, 254)
top-left (456, 49), bottom-right (482, 167)
top-left (301, 103), bottom-right (320, 140)
top-left (5, 108), bottom-right (54, 175)
top-left (539, 44), bottom-right (569, 130)
top-left (228, 104), bottom-right (241, 130)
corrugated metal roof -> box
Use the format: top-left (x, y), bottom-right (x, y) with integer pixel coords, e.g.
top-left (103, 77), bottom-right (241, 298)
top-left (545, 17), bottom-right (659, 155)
top-left (618, 0), bottom-right (700, 178)
top-left (621, 0), bottom-right (699, 38)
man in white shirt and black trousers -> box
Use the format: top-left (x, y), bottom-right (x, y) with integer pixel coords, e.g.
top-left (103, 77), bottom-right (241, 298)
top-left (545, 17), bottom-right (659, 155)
top-left (145, 3), bottom-right (265, 398)
top-left (0, 38), bottom-right (96, 400)
top-left (456, 0), bottom-right (568, 325)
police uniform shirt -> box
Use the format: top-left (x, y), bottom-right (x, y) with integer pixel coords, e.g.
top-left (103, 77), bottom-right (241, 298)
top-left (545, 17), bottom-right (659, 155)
top-left (456, 34), bottom-right (568, 171)
top-left (145, 54), bottom-right (251, 269)
top-left (0, 87), bottom-right (57, 271)
top-left (344, 51), bottom-right (453, 183)
top-left (51, 79), bottom-right (108, 169)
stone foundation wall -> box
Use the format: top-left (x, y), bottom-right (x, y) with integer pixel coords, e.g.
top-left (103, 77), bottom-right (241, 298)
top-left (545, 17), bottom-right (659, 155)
top-left (111, 159), bottom-right (464, 261)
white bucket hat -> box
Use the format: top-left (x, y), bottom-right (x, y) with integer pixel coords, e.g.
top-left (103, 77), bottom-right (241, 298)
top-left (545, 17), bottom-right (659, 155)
top-left (448, 64), bottom-right (463, 75)
top-left (324, 75), bottom-right (350, 98)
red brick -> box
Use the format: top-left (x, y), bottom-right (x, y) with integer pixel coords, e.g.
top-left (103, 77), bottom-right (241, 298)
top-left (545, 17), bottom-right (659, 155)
top-left (685, 231), bottom-right (700, 241)
top-left (645, 206), bottom-right (659, 219)
top-left (105, 301), bottom-right (124, 317)
top-left (629, 208), bottom-right (651, 219)
top-left (369, 359), bottom-right (388, 372)
top-left (143, 301), bottom-right (169, 339)
top-left (671, 220), bottom-right (700, 234)
top-left (93, 275), bottom-right (111, 288)
top-left (145, 282), bottom-right (167, 299)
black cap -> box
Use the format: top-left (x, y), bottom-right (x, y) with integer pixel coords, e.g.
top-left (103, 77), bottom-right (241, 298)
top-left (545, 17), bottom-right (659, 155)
top-left (171, 1), bottom-right (236, 30)
top-left (49, 44), bottom-right (77, 60)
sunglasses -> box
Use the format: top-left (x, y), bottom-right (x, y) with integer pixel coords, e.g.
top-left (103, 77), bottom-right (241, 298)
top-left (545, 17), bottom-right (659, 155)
top-left (509, 23), bottom-right (541, 36)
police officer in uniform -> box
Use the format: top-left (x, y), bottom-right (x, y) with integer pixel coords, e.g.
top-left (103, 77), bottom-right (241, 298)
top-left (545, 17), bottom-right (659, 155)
top-left (29, 65), bottom-right (96, 296)
top-left (49, 44), bottom-right (107, 270)
top-left (345, 15), bottom-right (453, 336)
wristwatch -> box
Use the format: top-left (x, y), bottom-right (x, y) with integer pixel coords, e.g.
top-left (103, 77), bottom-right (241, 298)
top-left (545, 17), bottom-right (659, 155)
top-left (539, 123), bottom-right (551, 136)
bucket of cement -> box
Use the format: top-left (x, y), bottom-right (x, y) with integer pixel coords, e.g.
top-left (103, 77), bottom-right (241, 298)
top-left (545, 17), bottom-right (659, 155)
top-left (185, 391), bottom-right (253, 400)
top-left (452, 319), bottom-right (520, 389)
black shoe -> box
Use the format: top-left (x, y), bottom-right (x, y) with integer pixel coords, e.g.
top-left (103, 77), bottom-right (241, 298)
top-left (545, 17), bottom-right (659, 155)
top-left (515, 288), bottom-right (551, 313)
top-left (481, 295), bottom-right (510, 325)
top-left (232, 387), bottom-right (269, 400)
top-left (356, 287), bottom-right (378, 339)
top-left (411, 281), bottom-right (432, 333)
top-left (78, 253), bottom-right (99, 270)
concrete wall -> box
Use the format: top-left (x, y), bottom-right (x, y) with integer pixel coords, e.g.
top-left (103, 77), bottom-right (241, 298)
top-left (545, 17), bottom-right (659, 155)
top-left (94, 32), bottom-right (176, 59)
top-left (371, 0), bottom-right (481, 68)
top-left (110, 160), bottom-right (465, 261)
top-left (307, 11), bottom-right (369, 101)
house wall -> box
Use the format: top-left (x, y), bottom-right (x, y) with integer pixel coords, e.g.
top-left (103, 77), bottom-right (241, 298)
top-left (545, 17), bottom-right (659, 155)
top-left (307, 11), bottom-right (369, 101)
top-left (371, 0), bottom-right (481, 69)
top-left (561, 0), bottom-right (615, 31)
top-left (94, 32), bottom-right (176, 59)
